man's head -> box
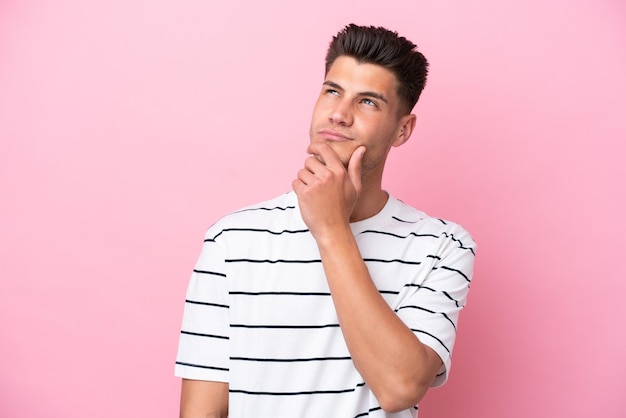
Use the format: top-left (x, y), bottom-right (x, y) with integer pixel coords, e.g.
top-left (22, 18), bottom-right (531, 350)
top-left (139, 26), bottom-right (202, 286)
top-left (309, 24), bottom-right (428, 186)
top-left (325, 24), bottom-right (429, 116)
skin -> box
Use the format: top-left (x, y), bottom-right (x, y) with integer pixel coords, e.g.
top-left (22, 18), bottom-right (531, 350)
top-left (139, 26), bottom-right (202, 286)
top-left (180, 55), bottom-right (441, 416)
top-left (305, 55), bottom-right (416, 222)
top-left (292, 56), bottom-right (442, 412)
top-left (179, 379), bottom-right (228, 418)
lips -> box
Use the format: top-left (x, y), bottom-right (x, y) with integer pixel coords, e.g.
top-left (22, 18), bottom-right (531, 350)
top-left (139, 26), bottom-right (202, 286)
top-left (318, 128), bottom-right (351, 141)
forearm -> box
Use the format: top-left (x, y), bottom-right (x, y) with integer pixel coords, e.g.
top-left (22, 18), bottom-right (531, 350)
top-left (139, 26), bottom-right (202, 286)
top-left (316, 227), bottom-right (440, 411)
top-left (293, 142), bottom-right (440, 409)
top-left (180, 379), bottom-right (228, 418)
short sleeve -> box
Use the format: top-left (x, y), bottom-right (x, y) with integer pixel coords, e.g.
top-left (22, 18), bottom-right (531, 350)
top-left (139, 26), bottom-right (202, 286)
top-left (396, 225), bottom-right (476, 387)
top-left (174, 229), bottom-right (230, 382)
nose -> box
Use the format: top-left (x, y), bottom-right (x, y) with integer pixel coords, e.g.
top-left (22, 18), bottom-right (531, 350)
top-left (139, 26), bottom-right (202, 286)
top-left (328, 98), bottom-right (353, 126)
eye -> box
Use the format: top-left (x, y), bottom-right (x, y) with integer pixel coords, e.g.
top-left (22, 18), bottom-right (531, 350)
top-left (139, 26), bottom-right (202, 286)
top-left (325, 88), bottom-right (340, 96)
top-left (362, 98), bottom-right (377, 107)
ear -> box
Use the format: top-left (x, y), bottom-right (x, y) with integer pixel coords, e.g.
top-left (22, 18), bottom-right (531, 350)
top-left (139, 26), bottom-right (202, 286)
top-left (392, 114), bottom-right (416, 147)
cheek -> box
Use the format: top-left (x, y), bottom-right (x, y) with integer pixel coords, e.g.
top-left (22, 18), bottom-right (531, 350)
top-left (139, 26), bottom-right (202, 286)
top-left (361, 149), bottom-right (384, 170)
top-left (360, 136), bottom-right (395, 169)
top-left (311, 96), bottom-right (331, 120)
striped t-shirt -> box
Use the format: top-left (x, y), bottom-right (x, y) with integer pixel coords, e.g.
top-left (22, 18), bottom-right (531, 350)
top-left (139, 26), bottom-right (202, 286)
top-left (175, 191), bottom-right (476, 418)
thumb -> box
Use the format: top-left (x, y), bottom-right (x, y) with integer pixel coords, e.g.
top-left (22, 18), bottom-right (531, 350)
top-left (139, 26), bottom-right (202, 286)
top-left (347, 146), bottom-right (365, 191)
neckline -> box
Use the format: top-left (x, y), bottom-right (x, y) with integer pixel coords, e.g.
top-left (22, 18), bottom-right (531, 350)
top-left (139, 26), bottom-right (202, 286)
top-left (349, 192), bottom-right (398, 234)
top-left (289, 190), bottom-right (398, 235)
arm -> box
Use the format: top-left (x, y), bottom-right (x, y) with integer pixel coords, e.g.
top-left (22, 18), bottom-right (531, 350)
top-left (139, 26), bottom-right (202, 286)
top-left (315, 226), bottom-right (442, 411)
top-left (292, 144), bottom-right (442, 412)
top-left (180, 379), bottom-right (228, 418)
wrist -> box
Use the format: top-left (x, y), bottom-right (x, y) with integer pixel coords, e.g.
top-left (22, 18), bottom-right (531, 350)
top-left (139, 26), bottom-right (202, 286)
top-left (312, 223), bottom-right (354, 249)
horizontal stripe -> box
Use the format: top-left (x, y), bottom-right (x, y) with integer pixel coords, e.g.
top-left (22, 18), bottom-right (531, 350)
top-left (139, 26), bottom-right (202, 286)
top-left (363, 258), bottom-right (423, 265)
top-left (230, 382), bottom-right (365, 397)
top-left (405, 283), bottom-right (435, 291)
top-left (441, 232), bottom-right (476, 255)
top-left (398, 305), bottom-right (456, 330)
top-left (412, 329), bottom-right (450, 354)
top-left (230, 291), bottom-right (330, 296)
top-left (208, 227), bottom-right (309, 242)
top-left (364, 254), bottom-right (440, 264)
top-left (181, 330), bottom-right (229, 340)
top-left (354, 407), bottom-right (383, 417)
top-left (230, 290), bottom-right (398, 297)
top-left (185, 299), bottom-right (228, 308)
top-left (435, 265), bottom-right (471, 282)
top-left (192, 269), bottom-right (226, 277)
top-left (230, 290), bottom-right (398, 298)
top-left (233, 204), bottom-right (296, 214)
top-left (225, 256), bottom-right (442, 265)
top-left (225, 258), bottom-right (321, 264)
top-left (175, 361), bottom-right (228, 372)
top-left (231, 323), bottom-right (340, 329)
top-left (361, 229), bottom-right (439, 239)
top-left (230, 356), bottom-right (351, 363)
top-left (399, 284), bottom-right (463, 309)
top-left (391, 216), bottom-right (417, 224)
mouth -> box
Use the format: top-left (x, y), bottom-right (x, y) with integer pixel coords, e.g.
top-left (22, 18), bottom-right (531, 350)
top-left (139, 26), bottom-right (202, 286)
top-left (317, 128), bottom-right (351, 142)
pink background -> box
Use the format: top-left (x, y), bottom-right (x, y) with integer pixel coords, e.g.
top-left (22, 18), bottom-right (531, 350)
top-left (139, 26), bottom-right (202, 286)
top-left (1, 0), bottom-right (625, 417)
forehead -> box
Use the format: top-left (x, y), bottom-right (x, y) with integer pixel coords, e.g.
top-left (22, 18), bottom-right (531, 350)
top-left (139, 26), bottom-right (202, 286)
top-left (325, 56), bottom-right (400, 103)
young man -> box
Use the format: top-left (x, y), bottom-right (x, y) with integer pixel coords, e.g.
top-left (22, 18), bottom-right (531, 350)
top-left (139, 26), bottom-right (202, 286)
top-left (175, 24), bottom-right (476, 418)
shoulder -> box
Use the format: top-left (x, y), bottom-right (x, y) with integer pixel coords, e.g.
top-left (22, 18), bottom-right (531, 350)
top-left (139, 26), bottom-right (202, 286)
top-left (203, 192), bottom-right (302, 241)
top-left (387, 196), bottom-right (476, 252)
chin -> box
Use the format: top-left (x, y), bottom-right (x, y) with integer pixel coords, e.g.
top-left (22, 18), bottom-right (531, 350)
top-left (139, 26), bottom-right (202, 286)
top-left (327, 143), bottom-right (354, 167)
top-left (309, 133), bottom-right (357, 166)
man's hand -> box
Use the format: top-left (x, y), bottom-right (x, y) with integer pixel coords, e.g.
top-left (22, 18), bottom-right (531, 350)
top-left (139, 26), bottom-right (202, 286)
top-left (291, 143), bottom-right (441, 413)
top-left (292, 143), bottom-right (366, 240)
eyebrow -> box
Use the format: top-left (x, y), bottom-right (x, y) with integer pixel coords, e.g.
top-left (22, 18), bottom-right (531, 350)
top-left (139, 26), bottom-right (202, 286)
top-left (323, 80), bottom-right (389, 104)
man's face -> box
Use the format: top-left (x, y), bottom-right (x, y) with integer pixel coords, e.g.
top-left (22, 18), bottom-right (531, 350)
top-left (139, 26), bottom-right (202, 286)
top-left (309, 56), bottom-right (412, 179)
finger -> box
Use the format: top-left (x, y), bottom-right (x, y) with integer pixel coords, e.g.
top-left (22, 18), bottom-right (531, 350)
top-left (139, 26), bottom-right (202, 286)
top-left (304, 155), bottom-right (326, 174)
top-left (292, 178), bottom-right (304, 195)
top-left (307, 143), bottom-right (342, 169)
top-left (297, 167), bottom-right (316, 186)
top-left (348, 146), bottom-right (365, 192)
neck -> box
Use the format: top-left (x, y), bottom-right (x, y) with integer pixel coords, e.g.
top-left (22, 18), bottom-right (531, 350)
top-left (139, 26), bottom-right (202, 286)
top-left (349, 185), bottom-right (389, 223)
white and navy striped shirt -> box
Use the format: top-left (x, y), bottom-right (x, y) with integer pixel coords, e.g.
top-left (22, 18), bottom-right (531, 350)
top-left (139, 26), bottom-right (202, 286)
top-left (175, 191), bottom-right (476, 417)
